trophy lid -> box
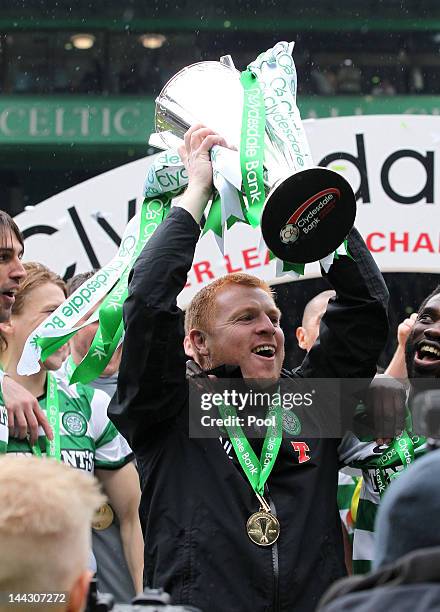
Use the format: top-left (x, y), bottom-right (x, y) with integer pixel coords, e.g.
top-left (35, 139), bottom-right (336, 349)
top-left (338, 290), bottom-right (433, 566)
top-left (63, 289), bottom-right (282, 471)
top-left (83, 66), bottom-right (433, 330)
top-left (261, 167), bottom-right (356, 264)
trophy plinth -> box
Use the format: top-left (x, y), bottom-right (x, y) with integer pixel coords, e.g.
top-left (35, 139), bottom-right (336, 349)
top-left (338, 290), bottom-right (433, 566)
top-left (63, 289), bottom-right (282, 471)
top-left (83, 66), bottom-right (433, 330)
top-left (261, 168), bottom-right (356, 263)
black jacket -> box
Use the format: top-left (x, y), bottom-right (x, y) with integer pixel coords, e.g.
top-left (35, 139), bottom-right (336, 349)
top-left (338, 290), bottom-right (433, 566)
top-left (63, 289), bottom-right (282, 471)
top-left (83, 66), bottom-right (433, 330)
top-left (318, 449), bottom-right (440, 612)
top-left (317, 547), bottom-right (440, 612)
top-left (109, 206), bottom-right (389, 612)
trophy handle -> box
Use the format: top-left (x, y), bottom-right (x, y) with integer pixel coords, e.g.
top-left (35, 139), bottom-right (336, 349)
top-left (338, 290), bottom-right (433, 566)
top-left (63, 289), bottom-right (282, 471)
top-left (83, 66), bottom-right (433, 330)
top-left (220, 55), bottom-right (236, 69)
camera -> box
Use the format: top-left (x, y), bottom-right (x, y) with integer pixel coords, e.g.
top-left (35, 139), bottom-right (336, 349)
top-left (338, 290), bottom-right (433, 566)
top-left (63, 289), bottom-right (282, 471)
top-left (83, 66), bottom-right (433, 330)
top-left (86, 579), bottom-right (202, 612)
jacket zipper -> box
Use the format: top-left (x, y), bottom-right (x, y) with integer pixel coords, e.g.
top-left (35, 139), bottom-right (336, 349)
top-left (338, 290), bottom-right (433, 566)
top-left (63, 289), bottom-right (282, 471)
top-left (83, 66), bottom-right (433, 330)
top-left (266, 487), bottom-right (280, 612)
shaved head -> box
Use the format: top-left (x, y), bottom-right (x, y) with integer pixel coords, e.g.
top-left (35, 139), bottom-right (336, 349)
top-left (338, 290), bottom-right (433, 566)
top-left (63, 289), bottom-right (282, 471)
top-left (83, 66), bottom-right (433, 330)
top-left (301, 290), bottom-right (336, 327)
top-left (297, 290), bottom-right (336, 353)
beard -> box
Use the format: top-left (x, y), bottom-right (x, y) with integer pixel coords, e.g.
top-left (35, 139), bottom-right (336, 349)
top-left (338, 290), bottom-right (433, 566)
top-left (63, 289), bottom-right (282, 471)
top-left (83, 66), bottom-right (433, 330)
top-left (406, 332), bottom-right (440, 406)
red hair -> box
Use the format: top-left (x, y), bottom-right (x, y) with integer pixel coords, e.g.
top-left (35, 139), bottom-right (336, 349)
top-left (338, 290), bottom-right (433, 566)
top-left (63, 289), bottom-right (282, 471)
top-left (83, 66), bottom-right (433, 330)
top-left (184, 272), bottom-right (274, 334)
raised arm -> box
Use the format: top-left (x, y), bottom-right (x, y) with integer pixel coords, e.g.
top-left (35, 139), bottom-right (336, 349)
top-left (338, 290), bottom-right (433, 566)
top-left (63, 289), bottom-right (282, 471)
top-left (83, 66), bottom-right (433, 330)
top-left (297, 228), bottom-right (389, 380)
top-left (108, 127), bottom-right (226, 449)
top-left (385, 313), bottom-right (416, 379)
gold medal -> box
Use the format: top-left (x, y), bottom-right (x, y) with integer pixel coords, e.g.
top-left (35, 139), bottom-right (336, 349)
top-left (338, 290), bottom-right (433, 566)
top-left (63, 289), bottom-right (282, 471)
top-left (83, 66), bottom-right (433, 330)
top-left (246, 510), bottom-right (280, 546)
top-left (92, 503), bottom-right (114, 531)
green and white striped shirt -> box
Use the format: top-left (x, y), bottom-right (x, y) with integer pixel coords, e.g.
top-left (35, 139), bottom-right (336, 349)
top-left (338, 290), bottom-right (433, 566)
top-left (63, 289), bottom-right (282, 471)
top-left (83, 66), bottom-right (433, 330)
top-left (5, 377), bottom-right (132, 473)
top-left (340, 431), bottom-right (427, 574)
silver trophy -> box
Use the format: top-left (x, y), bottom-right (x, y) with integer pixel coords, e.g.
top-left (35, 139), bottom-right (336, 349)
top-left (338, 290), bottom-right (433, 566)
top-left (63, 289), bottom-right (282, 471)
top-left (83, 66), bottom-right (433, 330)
top-left (152, 42), bottom-right (356, 263)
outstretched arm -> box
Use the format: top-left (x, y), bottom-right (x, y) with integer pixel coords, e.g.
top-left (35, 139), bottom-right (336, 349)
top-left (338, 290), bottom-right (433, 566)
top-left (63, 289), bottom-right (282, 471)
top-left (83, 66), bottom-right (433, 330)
top-left (296, 228), bottom-right (389, 380)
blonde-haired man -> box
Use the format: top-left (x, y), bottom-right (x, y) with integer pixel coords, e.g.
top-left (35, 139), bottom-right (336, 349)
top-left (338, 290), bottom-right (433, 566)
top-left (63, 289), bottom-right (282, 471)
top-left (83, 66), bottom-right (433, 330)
top-left (0, 455), bottom-right (104, 612)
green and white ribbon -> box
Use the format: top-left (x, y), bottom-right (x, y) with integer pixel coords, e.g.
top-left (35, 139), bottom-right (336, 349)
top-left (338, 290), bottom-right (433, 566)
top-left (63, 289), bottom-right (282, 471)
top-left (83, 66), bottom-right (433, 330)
top-left (218, 402), bottom-right (283, 497)
top-left (144, 149), bottom-right (189, 198)
top-left (18, 214), bottom-right (141, 376)
top-left (69, 195), bottom-right (170, 385)
top-left (30, 372), bottom-right (61, 461)
top-left (374, 430), bottom-right (416, 498)
top-left (248, 41), bottom-right (313, 176)
top-left (215, 42), bottom-right (350, 278)
top-left (249, 41), bottom-right (348, 278)
top-left (372, 408), bottom-right (424, 498)
top-left (239, 68), bottom-right (266, 228)
top-left (209, 145), bottom-right (246, 253)
top-left (18, 151), bottom-right (185, 381)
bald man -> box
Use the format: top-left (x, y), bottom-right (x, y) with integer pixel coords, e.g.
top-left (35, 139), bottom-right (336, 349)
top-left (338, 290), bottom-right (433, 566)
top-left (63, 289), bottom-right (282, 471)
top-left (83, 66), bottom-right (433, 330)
top-left (296, 290), bottom-right (336, 353)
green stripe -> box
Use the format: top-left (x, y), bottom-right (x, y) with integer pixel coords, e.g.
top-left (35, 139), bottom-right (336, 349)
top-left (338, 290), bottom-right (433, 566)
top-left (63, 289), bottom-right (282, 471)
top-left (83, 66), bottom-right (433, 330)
top-left (0, 440), bottom-right (7, 454)
top-left (355, 498), bottom-right (378, 533)
top-left (58, 388), bottom-right (92, 421)
top-left (95, 421), bottom-right (119, 449)
top-left (7, 437), bottom-right (37, 453)
top-left (7, 435), bottom-right (95, 453)
top-left (0, 383), bottom-right (95, 422)
top-left (95, 454), bottom-right (134, 470)
top-left (1, 15), bottom-right (440, 34)
top-left (337, 483), bottom-right (357, 511)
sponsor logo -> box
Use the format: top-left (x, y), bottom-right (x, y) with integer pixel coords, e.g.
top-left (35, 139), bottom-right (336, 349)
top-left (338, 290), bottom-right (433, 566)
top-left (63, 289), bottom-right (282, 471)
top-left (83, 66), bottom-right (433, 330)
top-left (291, 441), bottom-right (311, 463)
top-left (367, 465), bottom-right (403, 494)
top-left (279, 188), bottom-right (340, 241)
top-left (61, 449), bottom-right (94, 472)
top-left (62, 411), bottom-right (87, 437)
top-left (280, 224), bottom-right (299, 245)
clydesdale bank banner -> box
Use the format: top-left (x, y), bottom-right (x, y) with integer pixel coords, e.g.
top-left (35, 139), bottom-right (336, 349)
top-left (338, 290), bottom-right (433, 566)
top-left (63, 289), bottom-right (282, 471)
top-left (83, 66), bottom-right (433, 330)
top-left (15, 115), bottom-right (440, 308)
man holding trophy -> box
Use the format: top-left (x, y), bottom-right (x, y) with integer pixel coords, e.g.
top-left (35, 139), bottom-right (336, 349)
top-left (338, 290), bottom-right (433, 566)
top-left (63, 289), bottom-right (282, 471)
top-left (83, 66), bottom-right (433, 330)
top-left (109, 43), bottom-right (389, 611)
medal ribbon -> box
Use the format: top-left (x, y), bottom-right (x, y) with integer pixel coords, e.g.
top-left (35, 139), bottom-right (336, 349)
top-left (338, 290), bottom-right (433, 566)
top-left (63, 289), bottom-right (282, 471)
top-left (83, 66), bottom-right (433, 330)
top-left (218, 403), bottom-right (282, 497)
top-left (239, 69), bottom-right (266, 229)
top-left (30, 372), bottom-right (61, 461)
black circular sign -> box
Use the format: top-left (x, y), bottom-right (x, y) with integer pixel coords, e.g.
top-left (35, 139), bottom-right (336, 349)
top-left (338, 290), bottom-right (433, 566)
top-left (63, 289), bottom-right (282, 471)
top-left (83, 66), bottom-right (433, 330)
top-left (261, 167), bottom-right (356, 264)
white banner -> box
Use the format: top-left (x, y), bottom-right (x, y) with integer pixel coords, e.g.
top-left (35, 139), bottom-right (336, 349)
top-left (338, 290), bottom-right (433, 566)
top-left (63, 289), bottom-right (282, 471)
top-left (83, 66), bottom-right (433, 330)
top-left (15, 115), bottom-right (440, 308)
